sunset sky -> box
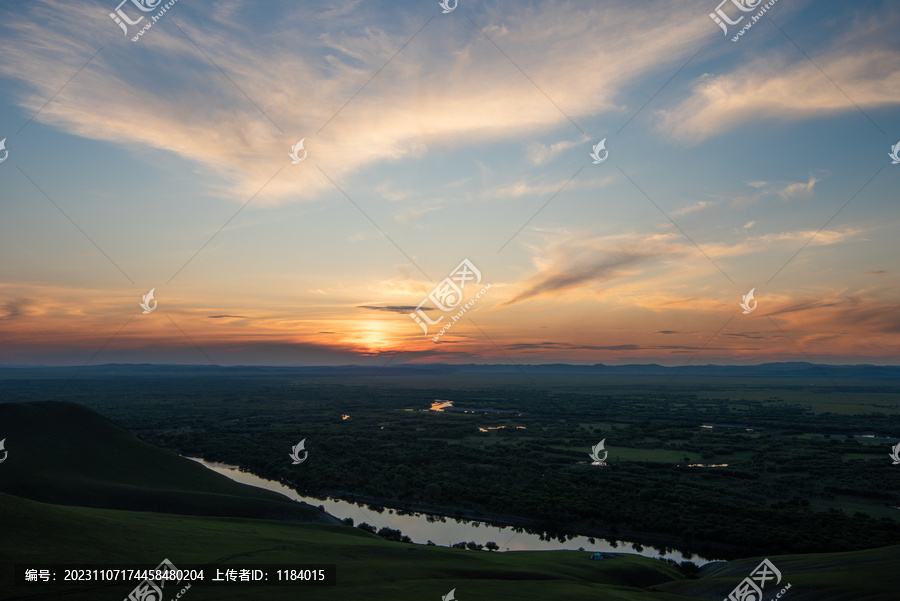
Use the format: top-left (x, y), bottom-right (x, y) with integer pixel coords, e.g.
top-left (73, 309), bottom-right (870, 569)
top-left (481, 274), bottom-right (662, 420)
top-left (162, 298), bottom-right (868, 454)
top-left (0, 0), bottom-right (898, 366)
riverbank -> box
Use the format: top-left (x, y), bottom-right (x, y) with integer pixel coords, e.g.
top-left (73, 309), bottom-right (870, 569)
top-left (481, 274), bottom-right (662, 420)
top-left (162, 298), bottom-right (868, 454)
top-left (300, 487), bottom-right (736, 561)
top-left (189, 457), bottom-right (728, 564)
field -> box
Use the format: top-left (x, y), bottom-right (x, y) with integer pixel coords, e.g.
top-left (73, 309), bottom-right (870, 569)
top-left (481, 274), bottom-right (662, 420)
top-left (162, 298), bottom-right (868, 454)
top-left (1, 396), bottom-right (899, 601)
top-left (3, 367), bottom-right (899, 562)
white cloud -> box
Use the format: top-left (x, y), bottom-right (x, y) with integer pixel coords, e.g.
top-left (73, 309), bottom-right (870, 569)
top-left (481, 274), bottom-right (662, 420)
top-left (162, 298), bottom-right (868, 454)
top-left (727, 177), bottom-right (823, 208)
top-left (526, 135), bottom-right (589, 166)
top-left (393, 203), bottom-right (442, 225)
top-left (490, 175), bottom-right (615, 199)
top-left (778, 176), bottom-right (819, 200)
top-left (672, 200), bottom-right (717, 216)
top-left (656, 21), bottom-right (900, 142)
top-left (501, 224), bottom-right (864, 306)
top-left (0, 0), bottom-right (711, 204)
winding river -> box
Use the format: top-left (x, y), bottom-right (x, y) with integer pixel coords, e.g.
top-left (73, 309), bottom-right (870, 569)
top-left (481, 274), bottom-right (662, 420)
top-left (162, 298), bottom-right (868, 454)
top-left (190, 458), bottom-right (717, 566)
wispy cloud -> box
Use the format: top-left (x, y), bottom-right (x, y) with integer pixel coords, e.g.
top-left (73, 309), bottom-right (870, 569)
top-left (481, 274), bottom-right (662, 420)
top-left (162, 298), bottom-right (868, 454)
top-left (393, 202), bottom-right (442, 225)
top-left (657, 18), bottom-right (900, 142)
top-left (778, 176), bottom-right (819, 200)
top-left (501, 223), bottom-right (865, 307)
top-left (490, 174), bottom-right (615, 199)
top-left (504, 341), bottom-right (721, 351)
top-left (672, 200), bottom-right (717, 216)
top-left (501, 232), bottom-right (683, 306)
top-left (526, 135), bottom-right (589, 166)
top-left (0, 298), bottom-right (37, 320)
top-left (358, 305), bottom-right (427, 314)
top-left (765, 286), bottom-right (900, 338)
top-left (0, 0), bottom-right (710, 203)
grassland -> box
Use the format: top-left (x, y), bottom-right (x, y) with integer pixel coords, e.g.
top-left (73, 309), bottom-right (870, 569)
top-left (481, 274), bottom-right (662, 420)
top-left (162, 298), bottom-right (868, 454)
top-left (2, 490), bottom-right (898, 600)
top-left (0, 401), bottom-right (334, 524)
top-left (2, 372), bottom-right (898, 560)
top-left (0, 374), bottom-right (900, 601)
top-left (1, 397), bottom-right (898, 600)
top-left (0, 492), bottom-right (698, 601)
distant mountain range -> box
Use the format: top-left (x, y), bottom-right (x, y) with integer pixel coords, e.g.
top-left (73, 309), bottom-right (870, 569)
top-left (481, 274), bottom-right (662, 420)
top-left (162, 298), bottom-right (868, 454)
top-left (1, 362), bottom-right (899, 378)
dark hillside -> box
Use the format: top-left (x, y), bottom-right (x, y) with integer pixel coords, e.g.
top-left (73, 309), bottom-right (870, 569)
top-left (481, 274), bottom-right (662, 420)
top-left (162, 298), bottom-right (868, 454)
top-left (0, 401), bottom-right (336, 524)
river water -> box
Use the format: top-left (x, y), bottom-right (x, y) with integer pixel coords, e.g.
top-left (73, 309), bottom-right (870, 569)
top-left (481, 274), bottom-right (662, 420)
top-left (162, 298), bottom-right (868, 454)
top-left (190, 458), bottom-right (716, 565)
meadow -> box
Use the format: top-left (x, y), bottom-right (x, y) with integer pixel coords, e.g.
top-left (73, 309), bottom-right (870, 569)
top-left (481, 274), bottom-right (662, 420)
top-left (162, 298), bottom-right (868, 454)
top-left (1, 394), bottom-right (898, 600)
top-left (3, 368), bottom-right (898, 560)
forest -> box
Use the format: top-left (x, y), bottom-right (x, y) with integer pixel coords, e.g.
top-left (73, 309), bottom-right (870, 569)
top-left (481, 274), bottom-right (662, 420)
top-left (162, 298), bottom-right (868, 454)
top-left (4, 370), bottom-right (898, 559)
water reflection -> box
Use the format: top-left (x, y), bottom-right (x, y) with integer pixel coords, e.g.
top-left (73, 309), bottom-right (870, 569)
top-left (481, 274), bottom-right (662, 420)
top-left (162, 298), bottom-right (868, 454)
top-left (189, 458), bottom-right (717, 565)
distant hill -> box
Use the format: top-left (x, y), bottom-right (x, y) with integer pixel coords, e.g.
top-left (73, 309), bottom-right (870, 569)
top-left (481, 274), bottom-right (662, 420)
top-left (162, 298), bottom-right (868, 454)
top-left (1, 362), bottom-right (899, 378)
top-left (0, 401), bottom-right (337, 524)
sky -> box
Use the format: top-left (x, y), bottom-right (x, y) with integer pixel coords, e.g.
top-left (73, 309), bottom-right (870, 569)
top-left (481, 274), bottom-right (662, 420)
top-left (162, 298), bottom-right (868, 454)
top-left (0, 0), bottom-right (898, 366)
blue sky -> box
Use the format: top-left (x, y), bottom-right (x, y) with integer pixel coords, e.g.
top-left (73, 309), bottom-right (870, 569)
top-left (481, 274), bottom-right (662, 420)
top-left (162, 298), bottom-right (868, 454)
top-left (0, 0), bottom-right (898, 366)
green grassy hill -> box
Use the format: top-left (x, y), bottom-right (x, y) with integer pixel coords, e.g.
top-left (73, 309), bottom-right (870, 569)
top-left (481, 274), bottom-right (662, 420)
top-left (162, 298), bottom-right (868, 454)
top-left (0, 491), bottom-right (696, 601)
top-left (658, 546), bottom-right (900, 600)
top-left (1, 401), bottom-right (897, 601)
top-left (2, 492), bottom-right (897, 601)
top-left (0, 401), bottom-right (335, 524)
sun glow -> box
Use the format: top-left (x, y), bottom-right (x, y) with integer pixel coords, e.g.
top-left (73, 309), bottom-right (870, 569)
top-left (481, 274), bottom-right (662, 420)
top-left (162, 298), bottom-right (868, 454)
top-left (345, 321), bottom-right (397, 353)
